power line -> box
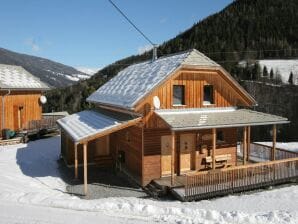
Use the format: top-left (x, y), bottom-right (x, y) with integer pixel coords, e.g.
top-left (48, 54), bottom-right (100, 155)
top-left (108, 0), bottom-right (155, 46)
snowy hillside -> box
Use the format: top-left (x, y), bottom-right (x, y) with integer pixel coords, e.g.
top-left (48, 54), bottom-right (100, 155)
top-left (0, 137), bottom-right (297, 223)
top-left (76, 67), bottom-right (100, 76)
top-left (45, 69), bottom-right (91, 82)
top-left (0, 47), bottom-right (90, 88)
top-left (258, 59), bottom-right (298, 84)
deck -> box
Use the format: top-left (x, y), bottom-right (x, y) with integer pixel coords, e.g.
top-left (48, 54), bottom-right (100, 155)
top-left (153, 143), bottom-right (298, 201)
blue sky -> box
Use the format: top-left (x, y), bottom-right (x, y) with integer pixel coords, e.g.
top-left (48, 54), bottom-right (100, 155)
top-left (0, 0), bottom-right (232, 68)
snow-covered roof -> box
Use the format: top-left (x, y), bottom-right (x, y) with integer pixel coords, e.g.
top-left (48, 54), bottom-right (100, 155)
top-left (0, 64), bottom-right (49, 90)
top-left (87, 49), bottom-right (220, 109)
top-left (57, 109), bottom-right (140, 143)
top-left (156, 108), bottom-right (289, 131)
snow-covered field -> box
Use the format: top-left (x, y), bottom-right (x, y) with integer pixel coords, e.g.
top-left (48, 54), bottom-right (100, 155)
top-left (0, 136), bottom-right (297, 224)
top-left (258, 59), bottom-right (298, 84)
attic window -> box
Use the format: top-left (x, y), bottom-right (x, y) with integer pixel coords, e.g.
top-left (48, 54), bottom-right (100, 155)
top-left (203, 85), bottom-right (214, 105)
top-left (173, 85), bottom-right (185, 105)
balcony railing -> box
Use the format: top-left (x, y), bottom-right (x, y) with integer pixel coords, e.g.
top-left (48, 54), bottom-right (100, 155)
top-left (238, 142), bottom-right (298, 161)
top-left (184, 157), bottom-right (298, 201)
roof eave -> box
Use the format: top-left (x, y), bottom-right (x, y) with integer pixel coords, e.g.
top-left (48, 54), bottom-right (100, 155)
top-left (170, 120), bottom-right (290, 131)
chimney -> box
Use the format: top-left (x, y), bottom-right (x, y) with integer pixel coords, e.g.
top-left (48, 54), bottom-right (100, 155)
top-left (152, 44), bottom-right (158, 61)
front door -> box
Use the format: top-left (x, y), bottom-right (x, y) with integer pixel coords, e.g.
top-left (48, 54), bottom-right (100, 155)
top-left (180, 134), bottom-right (196, 172)
top-left (13, 105), bottom-right (24, 130)
top-left (161, 135), bottom-right (172, 176)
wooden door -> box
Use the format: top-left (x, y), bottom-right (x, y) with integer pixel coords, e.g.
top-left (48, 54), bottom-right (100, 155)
top-left (161, 135), bottom-right (172, 176)
top-left (94, 135), bottom-right (110, 156)
top-left (13, 106), bottom-right (24, 130)
top-left (180, 134), bottom-right (196, 172)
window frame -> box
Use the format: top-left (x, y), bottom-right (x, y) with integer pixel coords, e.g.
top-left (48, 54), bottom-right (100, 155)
top-left (216, 130), bottom-right (225, 144)
top-left (203, 84), bottom-right (215, 105)
top-left (172, 85), bottom-right (186, 106)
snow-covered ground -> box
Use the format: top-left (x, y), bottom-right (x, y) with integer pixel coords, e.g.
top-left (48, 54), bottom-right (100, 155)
top-left (257, 142), bottom-right (298, 153)
top-left (0, 137), bottom-right (297, 224)
top-left (258, 59), bottom-right (298, 84)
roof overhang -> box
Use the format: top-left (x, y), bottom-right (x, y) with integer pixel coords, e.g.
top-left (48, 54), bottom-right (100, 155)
top-left (155, 108), bottom-right (289, 131)
top-left (57, 109), bottom-right (141, 144)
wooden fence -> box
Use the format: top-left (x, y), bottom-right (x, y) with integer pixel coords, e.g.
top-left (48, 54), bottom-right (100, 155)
top-left (184, 157), bottom-right (298, 201)
top-left (25, 117), bottom-right (58, 132)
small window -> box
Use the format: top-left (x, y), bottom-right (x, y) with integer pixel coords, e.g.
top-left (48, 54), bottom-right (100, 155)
top-left (173, 85), bottom-right (185, 105)
top-left (217, 130), bottom-right (224, 143)
top-left (203, 85), bottom-right (214, 105)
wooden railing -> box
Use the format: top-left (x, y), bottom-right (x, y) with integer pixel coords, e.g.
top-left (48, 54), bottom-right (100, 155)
top-left (184, 157), bottom-right (298, 201)
top-left (239, 143), bottom-right (298, 161)
top-left (25, 117), bottom-right (58, 132)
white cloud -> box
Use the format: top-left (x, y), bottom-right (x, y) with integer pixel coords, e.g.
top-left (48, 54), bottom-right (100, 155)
top-left (25, 38), bottom-right (41, 52)
top-left (137, 44), bottom-right (153, 55)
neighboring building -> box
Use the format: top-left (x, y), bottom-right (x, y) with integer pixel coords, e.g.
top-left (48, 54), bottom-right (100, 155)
top-left (0, 64), bottom-right (49, 134)
top-left (58, 49), bottom-right (296, 200)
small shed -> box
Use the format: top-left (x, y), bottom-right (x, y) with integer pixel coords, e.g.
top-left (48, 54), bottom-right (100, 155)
top-left (0, 64), bottom-right (50, 135)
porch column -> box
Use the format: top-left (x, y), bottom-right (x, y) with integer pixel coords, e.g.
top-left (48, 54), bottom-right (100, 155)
top-left (74, 143), bottom-right (78, 179)
top-left (243, 127), bottom-right (247, 165)
top-left (247, 126), bottom-right (251, 162)
top-left (212, 128), bottom-right (216, 170)
top-left (171, 131), bottom-right (175, 186)
top-left (83, 142), bottom-right (88, 195)
top-left (272, 124), bottom-right (276, 161)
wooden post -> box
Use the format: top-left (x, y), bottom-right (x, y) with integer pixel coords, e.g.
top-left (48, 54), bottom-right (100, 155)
top-left (247, 126), bottom-right (251, 162)
top-left (171, 131), bottom-right (175, 186)
top-left (212, 128), bottom-right (216, 170)
top-left (141, 124), bottom-right (144, 186)
top-left (74, 143), bottom-right (78, 179)
top-left (83, 142), bottom-right (88, 195)
top-left (272, 124), bottom-right (276, 161)
top-left (243, 127), bottom-right (247, 165)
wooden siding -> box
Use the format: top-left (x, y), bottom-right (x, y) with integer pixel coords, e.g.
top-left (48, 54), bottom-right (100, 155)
top-left (135, 69), bottom-right (251, 128)
top-left (61, 131), bottom-right (97, 165)
top-left (0, 91), bottom-right (42, 131)
top-left (110, 125), bottom-right (143, 184)
top-left (142, 127), bottom-right (237, 185)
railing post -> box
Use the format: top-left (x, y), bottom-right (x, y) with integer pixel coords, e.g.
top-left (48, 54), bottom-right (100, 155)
top-left (171, 131), bottom-right (176, 186)
top-left (243, 127), bottom-right (247, 165)
top-left (212, 128), bottom-right (216, 170)
top-left (272, 125), bottom-right (277, 161)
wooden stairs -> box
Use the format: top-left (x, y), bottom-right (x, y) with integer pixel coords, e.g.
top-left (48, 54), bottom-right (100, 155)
top-left (144, 180), bottom-right (168, 199)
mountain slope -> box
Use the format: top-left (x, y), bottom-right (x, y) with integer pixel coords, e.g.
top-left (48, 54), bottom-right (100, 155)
top-left (0, 47), bottom-right (91, 88)
top-left (45, 0), bottom-right (298, 113)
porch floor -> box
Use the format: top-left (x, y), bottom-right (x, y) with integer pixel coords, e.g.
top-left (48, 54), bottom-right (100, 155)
top-left (153, 175), bottom-right (186, 188)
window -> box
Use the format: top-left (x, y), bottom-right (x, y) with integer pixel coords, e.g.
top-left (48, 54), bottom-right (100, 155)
top-left (217, 130), bottom-right (224, 143)
top-left (203, 85), bottom-right (214, 105)
top-left (173, 85), bottom-right (185, 105)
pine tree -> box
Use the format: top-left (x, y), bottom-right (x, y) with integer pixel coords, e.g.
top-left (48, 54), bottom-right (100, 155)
top-left (263, 66), bottom-right (268, 77)
top-left (288, 72), bottom-right (294, 85)
top-left (270, 68), bottom-right (274, 79)
top-left (252, 62), bottom-right (261, 80)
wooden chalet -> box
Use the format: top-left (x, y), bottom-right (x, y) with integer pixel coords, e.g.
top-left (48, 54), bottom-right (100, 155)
top-left (0, 64), bottom-right (50, 138)
top-left (57, 49), bottom-right (298, 200)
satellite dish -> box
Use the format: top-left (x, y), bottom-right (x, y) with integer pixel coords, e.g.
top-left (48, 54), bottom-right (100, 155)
top-left (40, 95), bottom-right (47, 104)
top-left (153, 96), bottom-right (160, 109)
